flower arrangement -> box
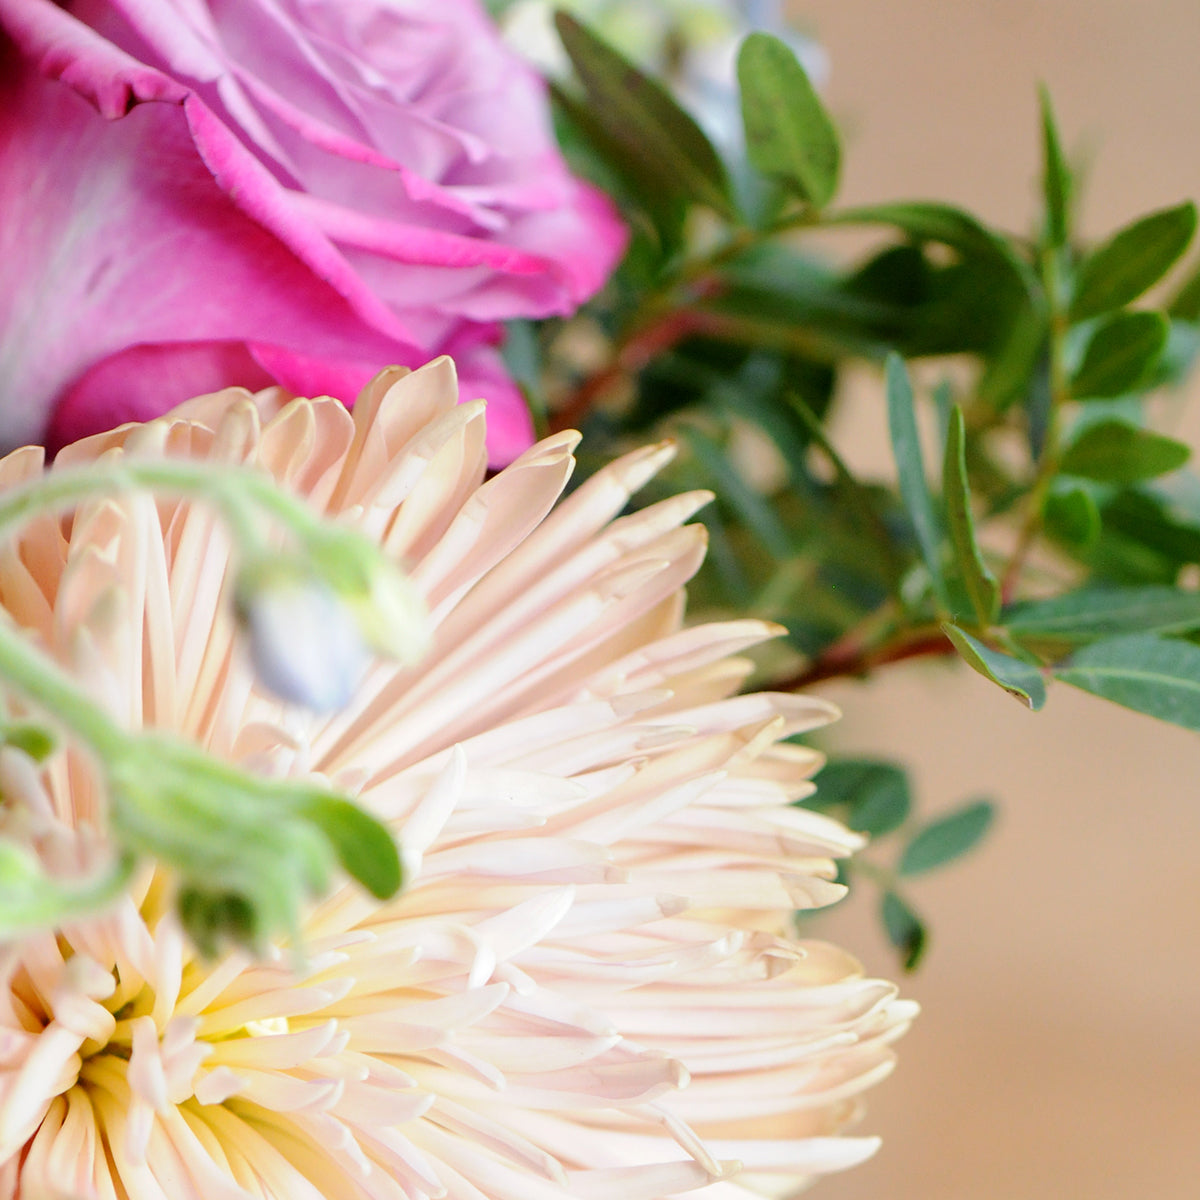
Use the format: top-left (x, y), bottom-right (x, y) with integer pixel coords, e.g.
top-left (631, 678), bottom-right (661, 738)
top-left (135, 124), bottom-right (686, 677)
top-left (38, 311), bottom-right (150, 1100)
top-left (0, 1), bottom-right (1197, 1198)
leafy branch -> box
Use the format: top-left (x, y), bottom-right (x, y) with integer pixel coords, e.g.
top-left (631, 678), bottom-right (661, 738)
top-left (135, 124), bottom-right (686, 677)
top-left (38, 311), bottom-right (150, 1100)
top-left (531, 14), bottom-right (1200, 967)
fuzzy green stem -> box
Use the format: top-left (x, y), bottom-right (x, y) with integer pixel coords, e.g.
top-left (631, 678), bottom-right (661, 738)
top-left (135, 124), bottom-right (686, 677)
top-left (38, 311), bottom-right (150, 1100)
top-left (0, 614), bottom-right (127, 754)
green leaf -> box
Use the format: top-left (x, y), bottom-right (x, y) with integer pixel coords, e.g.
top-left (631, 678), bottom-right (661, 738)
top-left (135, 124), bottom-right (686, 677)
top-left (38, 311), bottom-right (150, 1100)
top-left (555, 12), bottom-right (734, 218)
top-left (300, 795), bottom-right (403, 900)
top-left (781, 391), bottom-right (904, 582)
top-left (899, 799), bottom-right (995, 876)
top-left (1168, 256), bottom-right (1200, 320)
top-left (886, 354), bottom-right (945, 604)
top-left (943, 623), bottom-right (1047, 709)
top-left (1149, 319), bottom-right (1200, 388)
top-left (1039, 86), bottom-right (1071, 247)
top-left (1099, 488), bottom-right (1200, 570)
top-left (1005, 586), bottom-right (1200, 644)
top-left (977, 305), bottom-right (1048, 411)
top-left (1059, 419), bottom-right (1190, 484)
top-left (827, 202), bottom-right (1037, 292)
top-left (1070, 310), bottom-right (1168, 399)
top-left (551, 82), bottom-right (688, 248)
top-left (1043, 485), bottom-right (1101, 548)
top-left (737, 32), bottom-right (840, 208)
top-left (943, 406), bottom-right (999, 626)
top-left (1070, 201), bottom-right (1198, 320)
top-left (1054, 633), bottom-right (1200, 730)
top-left (684, 428), bottom-right (792, 559)
top-left (806, 759), bottom-right (912, 837)
top-left (881, 891), bottom-right (927, 971)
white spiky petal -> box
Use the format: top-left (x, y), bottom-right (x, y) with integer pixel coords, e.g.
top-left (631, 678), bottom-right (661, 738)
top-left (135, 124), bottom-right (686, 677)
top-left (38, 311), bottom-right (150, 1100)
top-left (0, 359), bottom-right (914, 1200)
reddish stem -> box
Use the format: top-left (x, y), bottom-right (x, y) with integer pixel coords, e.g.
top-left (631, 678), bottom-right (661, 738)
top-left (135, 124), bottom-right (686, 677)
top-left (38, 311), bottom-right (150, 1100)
top-left (773, 629), bottom-right (955, 692)
top-left (548, 305), bottom-right (722, 434)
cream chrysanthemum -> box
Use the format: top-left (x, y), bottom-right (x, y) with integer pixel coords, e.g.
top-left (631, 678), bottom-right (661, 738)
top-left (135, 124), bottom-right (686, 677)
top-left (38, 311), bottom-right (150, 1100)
top-left (0, 360), bottom-right (913, 1200)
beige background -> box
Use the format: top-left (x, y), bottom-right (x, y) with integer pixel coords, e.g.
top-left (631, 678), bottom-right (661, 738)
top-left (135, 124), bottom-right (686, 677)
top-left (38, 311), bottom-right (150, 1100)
top-left (785, 2), bottom-right (1200, 1198)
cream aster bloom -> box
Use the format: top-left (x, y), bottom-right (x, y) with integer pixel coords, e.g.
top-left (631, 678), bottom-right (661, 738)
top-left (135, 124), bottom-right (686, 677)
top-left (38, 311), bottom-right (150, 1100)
top-left (0, 359), bottom-right (914, 1200)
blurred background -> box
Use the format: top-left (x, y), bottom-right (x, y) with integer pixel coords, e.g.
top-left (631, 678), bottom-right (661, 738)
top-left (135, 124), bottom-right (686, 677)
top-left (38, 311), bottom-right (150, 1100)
top-left (792, 1), bottom-right (1200, 1197)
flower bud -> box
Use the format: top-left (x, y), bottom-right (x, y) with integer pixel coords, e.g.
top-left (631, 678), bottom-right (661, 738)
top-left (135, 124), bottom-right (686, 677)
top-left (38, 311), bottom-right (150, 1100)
top-left (236, 563), bottom-right (369, 713)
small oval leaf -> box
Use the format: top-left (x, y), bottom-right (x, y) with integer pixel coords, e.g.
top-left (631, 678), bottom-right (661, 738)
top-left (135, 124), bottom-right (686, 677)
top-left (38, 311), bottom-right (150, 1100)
top-left (1070, 310), bottom-right (1168, 399)
top-left (807, 759), bottom-right (912, 837)
top-left (899, 800), bottom-right (995, 876)
top-left (738, 32), bottom-right (840, 208)
top-left (1071, 201), bottom-right (1198, 321)
top-left (1059, 419), bottom-right (1190, 484)
top-left (1043, 486), bottom-right (1101, 548)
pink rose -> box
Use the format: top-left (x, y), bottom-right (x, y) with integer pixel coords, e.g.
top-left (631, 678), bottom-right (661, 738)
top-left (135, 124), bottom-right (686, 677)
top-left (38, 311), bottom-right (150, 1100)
top-left (0, 0), bottom-right (624, 464)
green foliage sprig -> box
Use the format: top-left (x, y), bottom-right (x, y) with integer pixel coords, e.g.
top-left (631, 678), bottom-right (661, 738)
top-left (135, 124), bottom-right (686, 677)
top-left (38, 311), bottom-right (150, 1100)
top-left (525, 14), bottom-right (1200, 966)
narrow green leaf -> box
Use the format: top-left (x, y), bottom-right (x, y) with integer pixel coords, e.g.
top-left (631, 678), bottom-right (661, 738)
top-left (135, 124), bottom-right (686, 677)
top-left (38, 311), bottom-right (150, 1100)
top-left (684, 428), bottom-right (792, 559)
top-left (1070, 310), bottom-right (1168, 399)
top-left (551, 82), bottom-right (688, 246)
top-left (1071, 201), bottom-right (1198, 320)
top-left (782, 391), bottom-right (903, 580)
top-left (1042, 486), bottom-right (1101, 548)
top-left (1059, 419), bottom-right (1190, 484)
top-left (737, 32), bottom-right (840, 208)
top-left (301, 796), bottom-right (403, 900)
top-left (555, 12), bottom-right (734, 218)
top-left (1039, 86), bottom-right (1071, 247)
top-left (899, 800), bottom-right (995, 876)
top-left (1005, 586), bottom-right (1200, 643)
top-left (805, 759), bottom-right (911, 837)
top-left (1054, 633), bottom-right (1200, 730)
top-left (943, 406), bottom-right (999, 626)
top-left (881, 891), bottom-right (927, 971)
top-left (943, 623), bottom-right (1047, 709)
top-left (977, 304), bottom-right (1048, 411)
top-left (885, 354), bottom-right (945, 604)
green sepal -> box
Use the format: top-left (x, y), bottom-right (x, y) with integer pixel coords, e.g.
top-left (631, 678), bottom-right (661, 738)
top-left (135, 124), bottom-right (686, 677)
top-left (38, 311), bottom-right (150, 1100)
top-left (298, 793), bottom-right (403, 901)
